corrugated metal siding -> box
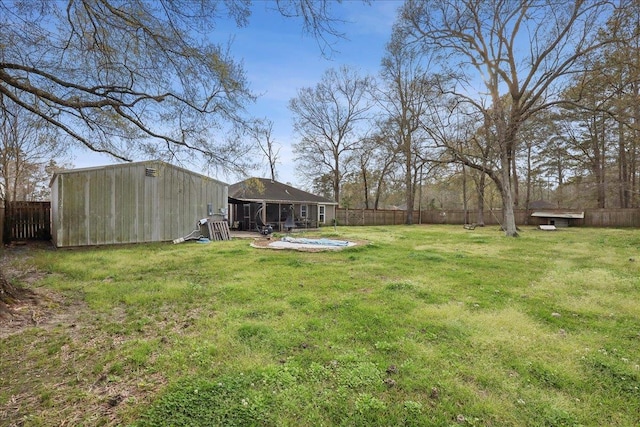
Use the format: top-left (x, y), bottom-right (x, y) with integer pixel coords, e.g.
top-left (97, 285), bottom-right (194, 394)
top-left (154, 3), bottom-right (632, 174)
top-left (51, 161), bottom-right (227, 247)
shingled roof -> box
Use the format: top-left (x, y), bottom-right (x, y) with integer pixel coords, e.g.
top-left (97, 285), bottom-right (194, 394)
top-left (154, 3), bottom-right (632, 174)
top-left (229, 178), bottom-right (336, 204)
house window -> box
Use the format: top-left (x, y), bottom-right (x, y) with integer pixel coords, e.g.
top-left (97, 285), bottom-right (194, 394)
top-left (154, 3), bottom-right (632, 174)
top-left (300, 204), bottom-right (308, 218)
top-left (318, 205), bottom-right (326, 224)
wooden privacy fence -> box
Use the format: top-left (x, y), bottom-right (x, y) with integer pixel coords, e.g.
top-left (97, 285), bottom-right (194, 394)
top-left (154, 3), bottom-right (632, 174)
top-left (337, 208), bottom-right (409, 226)
top-left (4, 201), bottom-right (51, 242)
top-left (2, 203), bottom-right (637, 244)
top-left (584, 209), bottom-right (640, 227)
top-left (336, 207), bottom-right (640, 228)
top-left (336, 208), bottom-right (521, 226)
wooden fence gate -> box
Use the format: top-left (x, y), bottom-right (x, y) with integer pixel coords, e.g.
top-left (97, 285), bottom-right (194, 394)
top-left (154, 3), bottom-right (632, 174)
top-left (4, 201), bottom-right (51, 242)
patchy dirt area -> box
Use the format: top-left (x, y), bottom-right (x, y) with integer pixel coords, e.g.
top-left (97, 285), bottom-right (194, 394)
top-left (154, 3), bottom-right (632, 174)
top-left (250, 236), bottom-right (368, 252)
top-left (0, 241), bottom-right (85, 339)
top-left (0, 242), bottom-right (165, 426)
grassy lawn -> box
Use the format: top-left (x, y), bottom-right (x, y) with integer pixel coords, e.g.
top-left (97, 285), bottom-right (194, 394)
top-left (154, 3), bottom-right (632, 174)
top-left (1, 225), bottom-right (639, 426)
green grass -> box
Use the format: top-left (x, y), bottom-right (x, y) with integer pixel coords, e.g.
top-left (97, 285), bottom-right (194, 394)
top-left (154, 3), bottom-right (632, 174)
top-left (1, 225), bottom-right (639, 426)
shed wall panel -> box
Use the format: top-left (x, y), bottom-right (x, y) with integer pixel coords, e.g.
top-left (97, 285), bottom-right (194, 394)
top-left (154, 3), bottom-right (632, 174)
top-left (51, 178), bottom-right (59, 247)
top-left (114, 168), bottom-right (124, 243)
top-left (143, 167), bottom-right (155, 242)
top-left (51, 161), bottom-right (228, 247)
top-left (69, 173), bottom-right (87, 246)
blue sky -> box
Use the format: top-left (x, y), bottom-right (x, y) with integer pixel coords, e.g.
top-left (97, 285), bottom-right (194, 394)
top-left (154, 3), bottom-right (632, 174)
top-left (72, 1), bottom-right (400, 185)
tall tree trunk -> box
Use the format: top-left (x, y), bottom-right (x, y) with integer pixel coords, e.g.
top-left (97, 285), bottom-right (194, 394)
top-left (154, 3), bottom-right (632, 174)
top-left (524, 143), bottom-right (532, 225)
top-left (361, 161), bottom-right (370, 209)
top-left (501, 182), bottom-right (518, 237)
top-left (373, 178), bottom-right (383, 210)
top-left (592, 115), bottom-right (606, 209)
top-left (598, 114), bottom-right (607, 208)
top-left (632, 80), bottom-right (639, 207)
top-left (462, 165), bottom-right (468, 224)
top-left (500, 153), bottom-right (519, 237)
top-left (404, 167), bottom-right (414, 224)
top-left (373, 158), bottom-right (395, 210)
top-left (404, 136), bottom-right (414, 225)
top-left (476, 173), bottom-right (486, 226)
top-left (511, 153), bottom-right (519, 208)
top-left (618, 119), bottom-right (629, 208)
top-left (333, 161), bottom-right (341, 205)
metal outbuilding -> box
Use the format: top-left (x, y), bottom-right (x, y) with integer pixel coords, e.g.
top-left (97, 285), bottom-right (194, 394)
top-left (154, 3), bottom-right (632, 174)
top-left (50, 160), bottom-right (228, 247)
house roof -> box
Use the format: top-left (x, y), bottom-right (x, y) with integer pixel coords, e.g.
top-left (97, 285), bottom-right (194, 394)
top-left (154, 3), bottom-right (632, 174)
top-left (229, 178), bottom-right (336, 205)
top-left (531, 211), bottom-right (585, 219)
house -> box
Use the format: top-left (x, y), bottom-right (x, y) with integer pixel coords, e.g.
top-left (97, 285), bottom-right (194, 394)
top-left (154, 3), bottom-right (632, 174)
top-left (530, 211), bottom-right (585, 228)
top-left (228, 178), bottom-right (337, 231)
top-left (50, 160), bottom-right (228, 247)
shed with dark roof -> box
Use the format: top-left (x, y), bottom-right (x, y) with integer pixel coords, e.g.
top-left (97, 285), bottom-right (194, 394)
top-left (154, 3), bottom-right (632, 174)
top-left (530, 211), bottom-right (585, 228)
top-left (228, 178), bottom-right (337, 231)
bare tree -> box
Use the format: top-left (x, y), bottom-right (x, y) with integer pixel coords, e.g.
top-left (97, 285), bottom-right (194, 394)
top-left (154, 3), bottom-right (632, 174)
top-left (0, 95), bottom-right (68, 202)
top-left (273, 0), bottom-right (348, 57)
top-left (559, 78), bottom-right (614, 208)
top-left (346, 139), bottom-right (375, 209)
top-left (352, 130), bottom-right (401, 209)
top-left (558, 2), bottom-right (640, 208)
top-left (378, 30), bottom-right (438, 224)
top-left (0, 0), bottom-right (347, 173)
top-left (289, 66), bottom-right (374, 204)
top-left (399, 0), bottom-right (617, 236)
top-left (248, 119), bottom-right (281, 181)
top-left (603, 1), bottom-right (640, 208)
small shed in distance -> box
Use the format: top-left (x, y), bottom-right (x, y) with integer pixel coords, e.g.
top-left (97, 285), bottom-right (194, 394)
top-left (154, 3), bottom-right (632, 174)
top-left (531, 211), bottom-right (585, 228)
top-left (50, 160), bottom-right (228, 247)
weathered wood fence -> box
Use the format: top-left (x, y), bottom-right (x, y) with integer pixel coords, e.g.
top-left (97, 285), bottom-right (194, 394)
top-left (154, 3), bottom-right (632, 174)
top-left (336, 208), bottom-right (640, 228)
top-left (584, 209), bottom-right (640, 227)
top-left (2, 203), bottom-right (637, 244)
top-left (4, 201), bottom-right (51, 242)
top-left (336, 208), bottom-right (526, 226)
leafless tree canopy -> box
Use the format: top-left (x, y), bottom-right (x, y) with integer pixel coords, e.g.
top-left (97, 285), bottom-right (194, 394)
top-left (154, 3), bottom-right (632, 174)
top-left (1, 1), bottom-right (253, 163)
top-left (0, 95), bottom-right (69, 201)
top-left (396, 0), bottom-right (618, 236)
top-left (0, 0), bottom-right (346, 172)
top-left (289, 66), bottom-right (374, 203)
top-left (247, 118), bottom-right (280, 181)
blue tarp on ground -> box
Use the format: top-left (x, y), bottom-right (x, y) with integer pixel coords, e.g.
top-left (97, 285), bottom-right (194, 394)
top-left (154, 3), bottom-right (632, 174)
top-left (281, 236), bottom-right (350, 246)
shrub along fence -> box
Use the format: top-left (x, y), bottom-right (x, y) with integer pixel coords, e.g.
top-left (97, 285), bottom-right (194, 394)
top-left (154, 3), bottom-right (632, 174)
top-left (336, 208), bottom-right (640, 228)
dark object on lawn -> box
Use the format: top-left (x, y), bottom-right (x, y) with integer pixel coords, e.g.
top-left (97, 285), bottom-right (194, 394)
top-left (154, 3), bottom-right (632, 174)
top-left (463, 223), bottom-right (477, 230)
